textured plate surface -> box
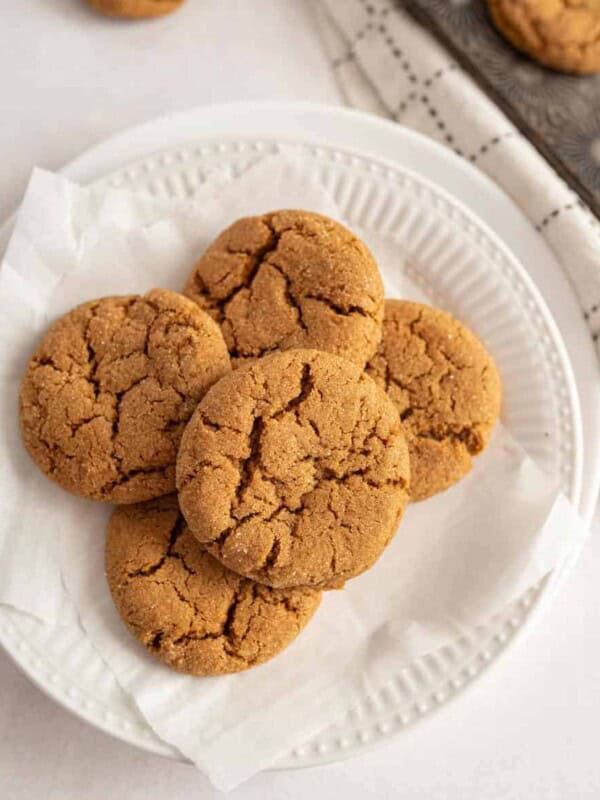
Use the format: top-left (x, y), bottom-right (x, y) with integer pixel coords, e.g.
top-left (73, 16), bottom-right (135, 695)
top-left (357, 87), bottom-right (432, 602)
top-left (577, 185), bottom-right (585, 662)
top-left (0, 133), bottom-right (583, 769)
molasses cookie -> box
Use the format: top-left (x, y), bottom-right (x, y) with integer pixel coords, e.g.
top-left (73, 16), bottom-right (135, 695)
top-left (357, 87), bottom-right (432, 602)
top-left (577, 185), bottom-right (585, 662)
top-left (20, 289), bottom-right (230, 504)
top-left (106, 495), bottom-right (321, 675)
top-left (85, 0), bottom-right (185, 19)
top-left (488, 0), bottom-right (600, 74)
top-left (183, 210), bottom-right (384, 367)
top-left (367, 300), bottom-right (501, 501)
top-left (177, 349), bottom-right (410, 589)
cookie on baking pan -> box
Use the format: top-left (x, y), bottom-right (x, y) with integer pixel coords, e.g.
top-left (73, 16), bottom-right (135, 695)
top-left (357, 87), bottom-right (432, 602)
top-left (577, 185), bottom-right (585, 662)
top-left (85, 0), bottom-right (185, 18)
top-left (177, 349), bottom-right (410, 590)
top-left (19, 289), bottom-right (230, 504)
top-left (106, 495), bottom-right (321, 675)
top-left (367, 300), bottom-right (501, 502)
top-left (488, 0), bottom-right (600, 74)
top-left (183, 210), bottom-right (385, 368)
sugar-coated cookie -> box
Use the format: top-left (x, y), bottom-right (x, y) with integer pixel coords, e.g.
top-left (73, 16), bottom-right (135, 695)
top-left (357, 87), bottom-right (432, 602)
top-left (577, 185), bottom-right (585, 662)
top-left (367, 300), bottom-right (501, 501)
top-left (20, 289), bottom-right (230, 503)
top-left (184, 210), bottom-right (384, 368)
top-left (177, 349), bottom-right (410, 589)
top-left (86, 0), bottom-right (184, 19)
top-left (106, 495), bottom-right (321, 675)
top-left (488, 0), bottom-right (600, 74)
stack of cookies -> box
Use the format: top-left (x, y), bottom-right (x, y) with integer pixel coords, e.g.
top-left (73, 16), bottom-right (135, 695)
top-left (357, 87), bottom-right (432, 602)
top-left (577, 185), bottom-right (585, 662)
top-left (19, 210), bottom-right (501, 676)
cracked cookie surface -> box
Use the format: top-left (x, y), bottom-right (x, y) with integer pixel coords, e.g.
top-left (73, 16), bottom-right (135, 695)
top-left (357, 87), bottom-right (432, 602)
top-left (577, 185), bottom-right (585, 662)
top-left (367, 300), bottom-right (501, 501)
top-left (85, 0), bottom-right (185, 18)
top-left (488, 0), bottom-right (600, 74)
top-left (183, 210), bottom-right (384, 368)
top-left (19, 289), bottom-right (230, 504)
top-left (177, 349), bottom-right (410, 590)
top-left (106, 495), bottom-right (321, 675)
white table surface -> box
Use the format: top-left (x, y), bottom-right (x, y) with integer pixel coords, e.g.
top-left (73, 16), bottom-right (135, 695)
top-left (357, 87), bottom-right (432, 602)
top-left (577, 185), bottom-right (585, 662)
top-left (1, 2), bottom-right (600, 797)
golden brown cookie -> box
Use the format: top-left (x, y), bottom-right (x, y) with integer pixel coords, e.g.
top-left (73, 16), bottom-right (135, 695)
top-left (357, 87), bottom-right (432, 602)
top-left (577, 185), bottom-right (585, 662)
top-left (177, 349), bottom-right (410, 590)
top-left (367, 300), bottom-right (501, 501)
top-left (183, 210), bottom-right (384, 368)
top-left (488, 0), bottom-right (600, 74)
top-left (20, 289), bottom-right (230, 504)
top-left (106, 495), bottom-right (321, 675)
top-left (85, 0), bottom-right (184, 18)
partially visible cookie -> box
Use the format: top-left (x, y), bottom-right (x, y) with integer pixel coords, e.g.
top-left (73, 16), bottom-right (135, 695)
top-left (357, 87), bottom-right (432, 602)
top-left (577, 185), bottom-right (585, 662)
top-left (85, 0), bottom-right (184, 18)
top-left (177, 349), bottom-right (410, 590)
top-left (20, 289), bottom-right (230, 504)
top-left (367, 300), bottom-right (501, 501)
top-left (106, 495), bottom-right (321, 675)
top-left (488, 0), bottom-right (600, 74)
top-left (183, 210), bottom-right (384, 368)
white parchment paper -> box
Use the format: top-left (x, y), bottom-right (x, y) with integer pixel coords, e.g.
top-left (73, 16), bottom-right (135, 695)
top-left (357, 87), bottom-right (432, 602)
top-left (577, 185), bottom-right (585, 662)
top-left (0, 157), bottom-right (589, 790)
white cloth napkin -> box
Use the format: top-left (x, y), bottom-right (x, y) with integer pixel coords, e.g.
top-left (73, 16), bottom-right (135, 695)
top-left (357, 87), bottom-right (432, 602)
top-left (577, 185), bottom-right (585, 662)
top-left (317, 0), bottom-right (600, 351)
top-left (0, 156), bottom-right (589, 789)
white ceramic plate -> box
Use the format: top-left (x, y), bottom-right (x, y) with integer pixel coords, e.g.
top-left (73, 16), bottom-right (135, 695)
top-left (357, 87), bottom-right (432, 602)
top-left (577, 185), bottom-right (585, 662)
top-left (0, 104), bottom-right (589, 770)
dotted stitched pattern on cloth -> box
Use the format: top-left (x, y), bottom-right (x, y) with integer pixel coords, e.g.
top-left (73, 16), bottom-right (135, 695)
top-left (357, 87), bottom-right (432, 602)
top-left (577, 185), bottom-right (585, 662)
top-left (183, 210), bottom-right (384, 368)
top-left (106, 495), bottom-right (321, 675)
top-left (176, 349), bottom-right (410, 590)
top-left (19, 289), bottom-right (230, 504)
top-left (367, 300), bottom-right (501, 501)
